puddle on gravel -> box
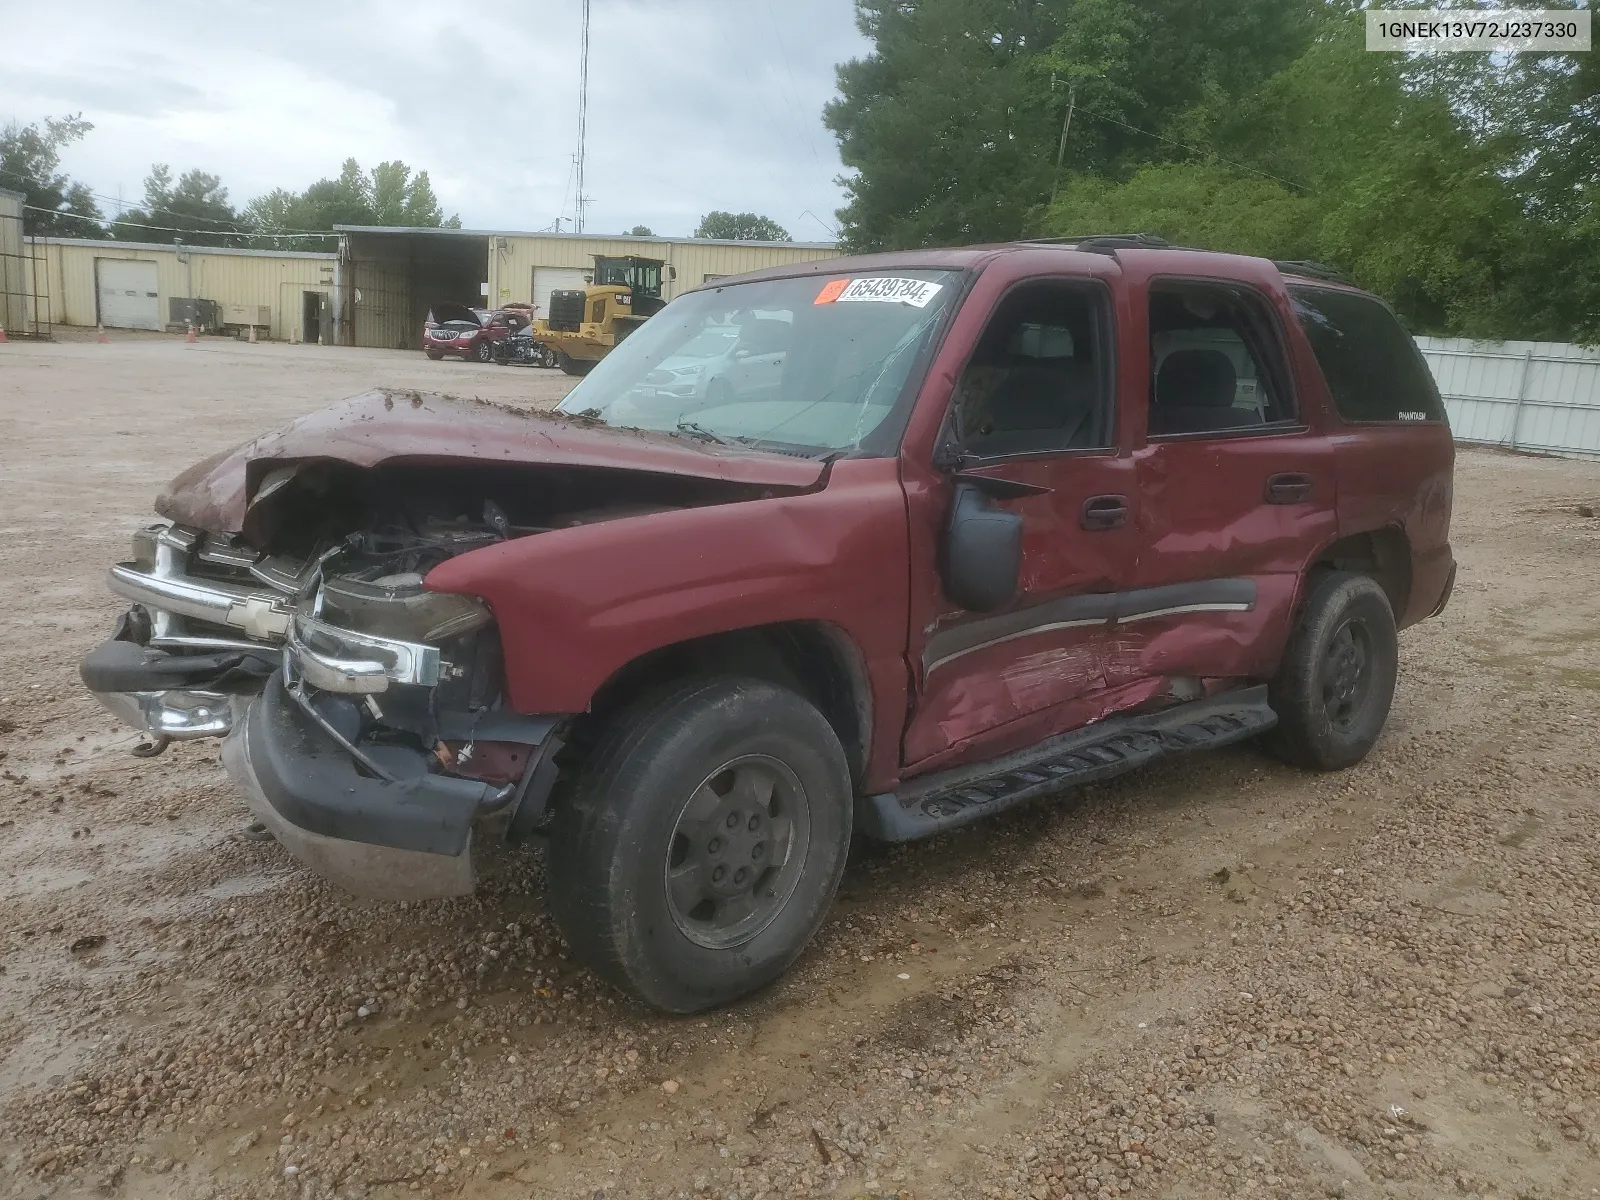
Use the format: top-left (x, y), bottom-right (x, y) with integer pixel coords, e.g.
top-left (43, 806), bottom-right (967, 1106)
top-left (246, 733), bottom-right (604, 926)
top-left (197, 871), bottom-right (295, 901)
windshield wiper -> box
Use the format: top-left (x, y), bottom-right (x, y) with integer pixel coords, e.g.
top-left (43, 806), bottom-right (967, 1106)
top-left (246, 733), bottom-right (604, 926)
top-left (673, 420), bottom-right (733, 446)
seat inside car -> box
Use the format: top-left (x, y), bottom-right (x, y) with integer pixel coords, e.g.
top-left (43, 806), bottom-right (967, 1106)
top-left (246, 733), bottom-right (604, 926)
top-left (1150, 347), bottom-right (1262, 435)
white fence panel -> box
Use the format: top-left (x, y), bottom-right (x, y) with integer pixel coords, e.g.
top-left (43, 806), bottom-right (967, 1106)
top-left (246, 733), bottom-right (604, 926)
top-left (1414, 336), bottom-right (1600, 461)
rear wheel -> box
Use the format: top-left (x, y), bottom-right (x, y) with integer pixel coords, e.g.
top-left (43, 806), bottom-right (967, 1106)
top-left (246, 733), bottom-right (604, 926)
top-left (1270, 571), bottom-right (1398, 771)
top-left (546, 677), bottom-right (852, 1012)
top-left (556, 351), bottom-right (594, 376)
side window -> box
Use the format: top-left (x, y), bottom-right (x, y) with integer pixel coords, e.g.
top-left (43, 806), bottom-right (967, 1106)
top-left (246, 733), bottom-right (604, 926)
top-left (954, 282), bottom-right (1113, 457)
top-left (1148, 281), bottom-right (1295, 437)
top-left (1291, 286), bottom-right (1445, 423)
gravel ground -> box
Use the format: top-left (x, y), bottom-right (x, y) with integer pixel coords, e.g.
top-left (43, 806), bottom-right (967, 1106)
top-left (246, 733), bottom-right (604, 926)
top-left (1, 334), bottom-right (1597, 1200)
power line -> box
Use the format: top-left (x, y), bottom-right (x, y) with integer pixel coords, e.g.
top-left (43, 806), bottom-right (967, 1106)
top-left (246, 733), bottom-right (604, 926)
top-left (763, 0), bottom-right (822, 171)
top-left (1069, 104), bottom-right (1316, 195)
top-left (20, 203), bottom-right (335, 241)
top-left (0, 166), bottom-right (349, 237)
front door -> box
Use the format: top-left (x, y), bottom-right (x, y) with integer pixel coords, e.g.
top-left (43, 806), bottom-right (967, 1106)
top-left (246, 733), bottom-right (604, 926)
top-left (902, 278), bottom-right (1140, 773)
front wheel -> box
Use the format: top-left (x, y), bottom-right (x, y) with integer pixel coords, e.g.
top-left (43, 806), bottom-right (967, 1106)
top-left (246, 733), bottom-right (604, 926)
top-left (555, 351), bottom-right (594, 376)
top-left (1269, 571), bottom-right (1398, 771)
top-left (546, 678), bottom-right (852, 1012)
top-left (474, 339), bottom-right (492, 363)
top-left (425, 350), bottom-right (444, 361)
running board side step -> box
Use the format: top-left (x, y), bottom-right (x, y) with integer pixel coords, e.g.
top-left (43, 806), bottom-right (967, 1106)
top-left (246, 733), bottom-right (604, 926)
top-left (859, 686), bottom-right (1276, 842)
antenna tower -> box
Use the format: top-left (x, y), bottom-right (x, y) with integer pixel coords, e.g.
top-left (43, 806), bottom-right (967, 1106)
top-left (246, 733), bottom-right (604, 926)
top-left (575, 0), bottom-right (591, 233)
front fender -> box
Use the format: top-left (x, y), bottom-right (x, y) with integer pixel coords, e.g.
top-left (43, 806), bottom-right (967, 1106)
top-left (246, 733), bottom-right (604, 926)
top-left (423, 457), bottom-right (911, 730)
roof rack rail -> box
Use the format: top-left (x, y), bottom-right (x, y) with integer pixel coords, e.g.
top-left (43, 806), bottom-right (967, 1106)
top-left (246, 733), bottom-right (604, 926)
top-left (1273, 259), bottom-right (1346, 282)
top-left (1026, 233), bottom-right (1173, 255)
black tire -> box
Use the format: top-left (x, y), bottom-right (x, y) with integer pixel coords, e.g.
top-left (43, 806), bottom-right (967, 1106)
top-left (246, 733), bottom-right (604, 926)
top-left (546, 677), bottom-right (852, 1013)
top-left (425, 350), bottom-right (444, 361)
top-left (705, 376), bottom-right (733, 406)
top-left (474, 339), bottom-right (492, 363)
top-left (1269, 571), bottom-right (1398, 771)
top-left (556, 351), bottom-right (594, 376)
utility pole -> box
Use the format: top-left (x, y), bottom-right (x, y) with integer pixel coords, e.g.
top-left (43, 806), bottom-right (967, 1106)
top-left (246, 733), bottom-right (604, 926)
top-left (1050, 82), bottom-right (1077, 207)
top-left (575, 0), bottom-right (591, 234)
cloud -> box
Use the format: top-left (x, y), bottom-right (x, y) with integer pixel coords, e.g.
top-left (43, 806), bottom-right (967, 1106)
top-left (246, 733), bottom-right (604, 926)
top-left (0, 0), bottom-right (867, 240)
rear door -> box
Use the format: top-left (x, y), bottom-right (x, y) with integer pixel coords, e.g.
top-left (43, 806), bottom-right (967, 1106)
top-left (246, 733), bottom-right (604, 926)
top-left (1115, 274), bottom-right (1337, 685)
top-left (96, 259), bottom-right (160, 330)
top-left (1289, 284), bottom-right (1455, 626)
top-left (901, 275), bottom-right (1141, 773)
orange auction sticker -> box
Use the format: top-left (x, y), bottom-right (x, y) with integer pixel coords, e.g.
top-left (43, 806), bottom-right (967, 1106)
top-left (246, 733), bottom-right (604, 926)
top-left (814, 278), bottom-right (849, 305)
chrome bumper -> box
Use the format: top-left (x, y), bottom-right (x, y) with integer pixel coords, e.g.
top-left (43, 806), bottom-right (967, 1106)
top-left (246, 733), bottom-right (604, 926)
top-left (92, 688), bottom-right (246, 740)
top-left (98, 530), bottom-right (448, 739)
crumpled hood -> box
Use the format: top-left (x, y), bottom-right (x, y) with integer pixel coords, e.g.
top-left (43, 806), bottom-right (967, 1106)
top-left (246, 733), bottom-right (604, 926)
top-left (156, 390), bottom-right (827, 534)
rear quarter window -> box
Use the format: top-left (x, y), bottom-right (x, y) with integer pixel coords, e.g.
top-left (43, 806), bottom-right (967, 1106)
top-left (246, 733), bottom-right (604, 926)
top-left (1290, 286), bottom-right (1446, 424)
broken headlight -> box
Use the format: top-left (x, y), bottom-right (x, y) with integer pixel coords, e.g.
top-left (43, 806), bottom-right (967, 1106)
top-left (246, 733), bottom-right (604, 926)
top-left (319, 573), bottom-right (492, 644)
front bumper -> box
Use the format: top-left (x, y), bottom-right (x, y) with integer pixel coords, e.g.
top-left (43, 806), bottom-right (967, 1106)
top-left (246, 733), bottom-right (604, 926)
top-left (83, 522), bottom-right (567, 901)
top-left (223, 676), bottom-right (517, 900)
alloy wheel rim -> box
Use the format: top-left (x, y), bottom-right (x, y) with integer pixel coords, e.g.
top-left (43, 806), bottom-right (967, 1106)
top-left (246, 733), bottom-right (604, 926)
top-left (1321, 617), bottom-right (1373, 730)
top-left (663, 754), bottom-right (811, 950)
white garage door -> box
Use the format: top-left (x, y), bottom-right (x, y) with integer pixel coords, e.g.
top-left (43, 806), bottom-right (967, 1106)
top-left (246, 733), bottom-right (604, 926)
top-left (96, 259), bottom-right (161, 330)
top-left (531, 267), bottom-right (590, 321)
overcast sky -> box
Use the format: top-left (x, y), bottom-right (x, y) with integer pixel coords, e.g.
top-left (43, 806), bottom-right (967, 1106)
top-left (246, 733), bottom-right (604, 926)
top-left (0, 0), bottom-right (867, 242)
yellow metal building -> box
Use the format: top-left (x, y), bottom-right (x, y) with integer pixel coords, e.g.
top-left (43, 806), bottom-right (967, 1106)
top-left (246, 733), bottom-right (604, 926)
top-left (337, 227), bottom-right (838, 350)
top-left (32, 237), bottom-right (337, 341)
top-left (23, 229), bottom-right (840, 349)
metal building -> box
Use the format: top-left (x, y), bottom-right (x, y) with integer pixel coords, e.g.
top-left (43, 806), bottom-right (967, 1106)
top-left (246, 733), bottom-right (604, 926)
top-left (336, 227), bottom-right (838, 350)
top-left (32, 238), bottom-right (337, 341)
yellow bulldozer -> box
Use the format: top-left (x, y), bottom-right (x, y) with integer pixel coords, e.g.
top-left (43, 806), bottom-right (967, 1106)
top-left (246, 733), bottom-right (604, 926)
top-left (531, 255), bottom-right (669, 376)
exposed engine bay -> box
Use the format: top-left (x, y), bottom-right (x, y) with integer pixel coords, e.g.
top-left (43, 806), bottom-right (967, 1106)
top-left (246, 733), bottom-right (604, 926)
top-left (81, 457), bottom-right (782, 898)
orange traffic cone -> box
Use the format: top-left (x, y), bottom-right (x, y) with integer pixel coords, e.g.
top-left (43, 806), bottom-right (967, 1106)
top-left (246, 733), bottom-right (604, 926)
top-left (95, 324), bottom-right (109, 343)
top-left (186, 323), bottom-right (198, 344)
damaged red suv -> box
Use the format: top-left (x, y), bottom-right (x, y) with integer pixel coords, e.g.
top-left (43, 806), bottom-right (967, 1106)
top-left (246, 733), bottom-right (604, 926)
top-left (81, 237), bottom-right (1454, 1012)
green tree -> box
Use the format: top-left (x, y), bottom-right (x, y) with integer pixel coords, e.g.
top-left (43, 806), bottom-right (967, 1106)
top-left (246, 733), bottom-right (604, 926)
top-left (693, 211), bottom-right (790, 241)
top-left (1043, 163), bottom-right (1317, 259)
top-left (0, 113), bottom-right (102, 236)
top-left (112, 164), bottom-right (243, 246)
top-left (627, 225), bottom-right (654, 236)
top-left (825, 0), bottom-right (1317, 251)
top-left (243, 158), bottom-right (460, 250)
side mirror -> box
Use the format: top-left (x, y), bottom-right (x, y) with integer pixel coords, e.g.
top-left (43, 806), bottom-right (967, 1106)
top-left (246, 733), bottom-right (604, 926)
top-left (943, 482), bottom-right (1023, 613)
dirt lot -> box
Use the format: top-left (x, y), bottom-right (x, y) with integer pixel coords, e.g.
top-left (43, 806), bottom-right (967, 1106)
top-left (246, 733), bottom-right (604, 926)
top-left (1, 334), bottom-right (1598, 1200)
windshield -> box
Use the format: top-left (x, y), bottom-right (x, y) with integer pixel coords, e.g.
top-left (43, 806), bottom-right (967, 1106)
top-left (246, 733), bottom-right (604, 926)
top-left (556, 270), bottom-right (960, 456)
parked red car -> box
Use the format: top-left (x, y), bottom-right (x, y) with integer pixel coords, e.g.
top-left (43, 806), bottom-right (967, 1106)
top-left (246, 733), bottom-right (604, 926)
top-left (423, 303), bottom-right (526, 361)
top-left (83, 236), bottom-right (1454, 1012)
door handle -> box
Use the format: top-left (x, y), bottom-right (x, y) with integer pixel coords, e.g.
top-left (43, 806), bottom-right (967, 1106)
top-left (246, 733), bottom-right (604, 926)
top-left (1265, 473), bottom-right (1314, 505)
top-left (1081, 494), bottom-right (1129, 531)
